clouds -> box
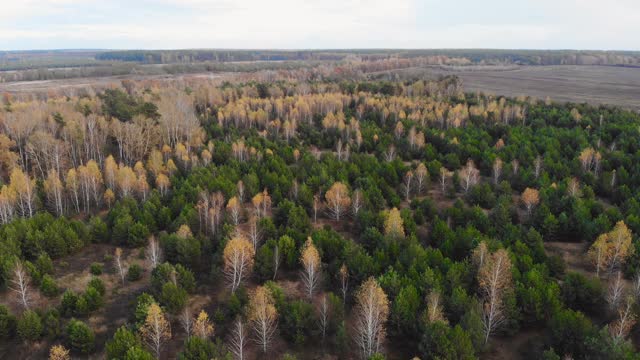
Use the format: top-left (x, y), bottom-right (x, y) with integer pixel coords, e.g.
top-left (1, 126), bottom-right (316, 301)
top-left (0, 0), bottom-right (638, 50)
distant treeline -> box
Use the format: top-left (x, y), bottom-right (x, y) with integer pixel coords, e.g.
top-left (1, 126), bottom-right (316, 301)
top-left (96, 49), bottom-right (640, 66)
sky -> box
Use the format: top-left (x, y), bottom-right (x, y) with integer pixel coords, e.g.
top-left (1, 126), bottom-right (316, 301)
top-left (1, 0), bottom-right (639, 51)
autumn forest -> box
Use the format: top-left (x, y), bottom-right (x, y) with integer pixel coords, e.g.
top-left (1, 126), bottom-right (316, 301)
top-left (1, 57), bottom-right (640, 360)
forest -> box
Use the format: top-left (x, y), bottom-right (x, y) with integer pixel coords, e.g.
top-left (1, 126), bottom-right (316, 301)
top-left (1, 68), bottom-right (640, 360)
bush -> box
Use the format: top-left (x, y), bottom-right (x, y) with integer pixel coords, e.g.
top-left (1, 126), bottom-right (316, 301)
top-left (561, 272), bottom-right (604, 315)
top-left (160, 282), bottom-right (187, 314)
top-left (127, 264), bottom-right (143, 281)
top-left (90, 262), bottom-right (103, 275)
top-left (40, 275), bottom-right (59, 297)
top-left (60, 290), bottom-right (79, 317)
top-left (17, 310), bottom-right (43, 341)
top-left (124, 346), bottom-right (154, 360)
top-left (87, 277), bottom-right (106, 296)
top-left (0, 305), bottom-right (16, 339)
top-left (178, 337), bottom-right (232, 360)
top-left (106, 326), bottom-right (140, 359)
top-left (66, 319), bottom-right (95, 354)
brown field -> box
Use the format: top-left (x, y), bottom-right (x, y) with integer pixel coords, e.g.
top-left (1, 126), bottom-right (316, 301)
top-left (379, 65), bottom-right (640, 110)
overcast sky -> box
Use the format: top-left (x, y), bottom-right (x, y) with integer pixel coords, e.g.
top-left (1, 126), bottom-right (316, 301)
top-left (1, 0), bottom-right (639, 51)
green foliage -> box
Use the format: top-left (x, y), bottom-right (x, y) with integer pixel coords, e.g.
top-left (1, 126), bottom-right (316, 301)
top-left (160, 282), bottom-right (188, 314)
top-left (0, 305), bottom-right (16, 339)
top-left (40, 274), bottom-right (59, 297)
top-left (17, 310), bottom-right (42, 341)
top-left (419, 322), bottom-right (475, 360)
top-left (66, 319), bottom-right (95, 354)
top-left (90, 262), bottom-right (103, 275)
top-left (127, 263), bottom-right (143, 281)
top-left (560, 272), bottom-right (604, 315)
top-left (124, 346), bottom-right (155, 360)
top-left (177, 337), bottom-right (232, 360)
top-left (106, 326), bottom-right (140, 360)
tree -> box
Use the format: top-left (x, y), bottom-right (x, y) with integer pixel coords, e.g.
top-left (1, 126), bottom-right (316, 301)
top-left (106, 326), bottom-right (140, 359)
top-left (340, 264), bottom-right (349, 303)
top-left (325, 182), bottom-right (351, 222)
top-left (44, 170), bottom-right (64, 216)
top-left (10, 260), bottom-right (31, 310)
top-left (352, 189), bottom-right (363, 216)
top-left (249, 286), bottom-right (278, 353)
top-left (521, 188), bottom-right (540, 216)
top-left (415, 163), bottom-right (428, 195)
top-left (318, 294), bottom-right (330, 341)
top-left (354, 277), bottom-right (389, 359)
top-left (228, 317), bottom-right (247, 360)
top-left (492, 158), bottom-right (503, 185)
top-left (439, 167), bottom-right (452, 193)
top-left (384, 207), bottom-right (405, 239)
top-left (403, 170), bottom-right (413, 201)
top-left (66, 319), bottom-right (95, 354)
top-left (425, 290), bottom-right (447, 324)
top-left (459, 160), bottom-right (479, 193)
top-left (146, 236), bottom-right (162, 269)
top-left (223, 235), bottom-right (255, 293)
top-left (478, 248), bottom-right (512, 344)
top-left (247, 216), bottom-right (262, 251)
top-left (607, 271), bottom-right (625, 310)
top-left (114, 248), bottom-right (126, 285)
top-left (227, 196), bottom-right (242, 226)
top-left (140, 303), bottom-right (171, 359)
top-left (300, 238), bottom-right (321, 299)
top-left (17, 310), bottom-right (42, 341)
top-left (10, 168), bottom-right (36, 217)
top-left (610, 295), bottom-right (636, 344)
top-left (48, 345), bottom-right (70, 360)
top-left (180, 307), bottom-right (193, 337)
top-left (193, 310), bottom-right (214, 339)
top-left (588, 221), bottom-right (634, 276)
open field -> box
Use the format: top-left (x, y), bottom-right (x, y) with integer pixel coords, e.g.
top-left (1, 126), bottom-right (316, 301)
top-left (384, 65), bottom-right (640, 110)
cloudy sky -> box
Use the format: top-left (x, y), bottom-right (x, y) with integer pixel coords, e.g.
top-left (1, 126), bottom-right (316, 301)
top-left (1, 0), bottom-right (638, 50)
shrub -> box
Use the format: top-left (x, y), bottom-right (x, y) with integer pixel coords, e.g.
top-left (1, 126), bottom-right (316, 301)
top-left (0, 305), bottom-right (16, 339)
top-left (106, 326), bottom-right (140, 359)
top-left (160, 282), bottom-right (187, 314)
top-left (60, 290), bottom-right (79, 317)
top-left (40, 275), bottom-right (60, 297)
top-left (17, 310), bottom-right (43, 341)
top-left (178, 337), bottom-right (231, 360)
top-left (66, 319), bottom-right (95, 354)
top-left (127, 264), bottom-right (143, 281)
top-left (90, 262), bottom-right (103, 275)
top-left (124, 345), bottom-right (154, 360)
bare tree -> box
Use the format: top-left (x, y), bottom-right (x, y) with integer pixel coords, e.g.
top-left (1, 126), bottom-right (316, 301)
top-left (145, 236), bottom-right (162, 269)
top-left (228, 317), bottom-right (248, 360)
top-left (180, 307), bottom-right (193, 337)
top-left (273, 244), bottom-right (280, 281)
top-left (608, 271), bottom-right (626, 311)
top-left (340, 264), bottom-right (349, 303)
top-left (402, 170), bottom-right (413, 201)
top-left (317, 294), bottom-right (330, 341)
top-left (247, 216), bottom-right (262, 251)
top-left (351, 189), bottom-right (363, 217)
top-left (10, 260), bottom-right (31, 310)
top-left (478, 248), bottom-right (512, 345)
top-left (610, 295), bottom-right (636, 344)
top-left (114, 248), bottom-right (126, 285)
